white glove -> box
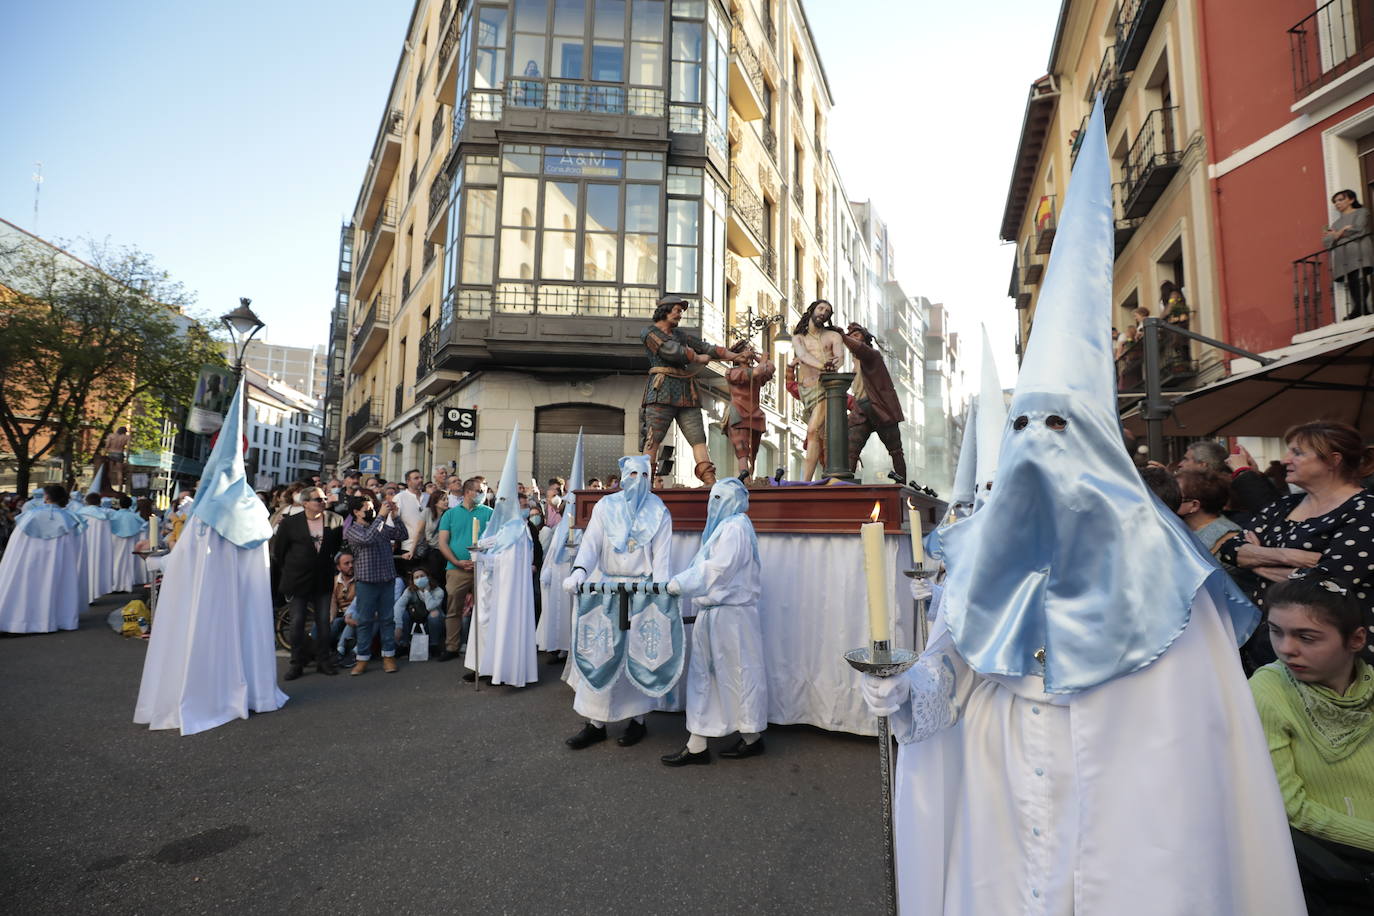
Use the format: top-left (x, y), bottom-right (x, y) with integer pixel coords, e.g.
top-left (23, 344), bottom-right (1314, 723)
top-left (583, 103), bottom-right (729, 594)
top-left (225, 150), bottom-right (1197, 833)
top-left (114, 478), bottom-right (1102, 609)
top-left (910, 576), bottom-right (934, 602)
top-left (666, 578), bottom-right (682, 596)
top-left (562, 569), bottom-right (587, 593)
top-left (861, 672), bottom-right (910, 719)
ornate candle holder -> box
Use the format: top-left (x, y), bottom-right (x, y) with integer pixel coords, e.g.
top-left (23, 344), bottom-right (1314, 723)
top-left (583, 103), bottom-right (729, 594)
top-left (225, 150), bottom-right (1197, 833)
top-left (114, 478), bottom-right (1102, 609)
top-left (903, 563), bottom-right (933, 651)
top-left (845, 639), bottom-right (918, 916)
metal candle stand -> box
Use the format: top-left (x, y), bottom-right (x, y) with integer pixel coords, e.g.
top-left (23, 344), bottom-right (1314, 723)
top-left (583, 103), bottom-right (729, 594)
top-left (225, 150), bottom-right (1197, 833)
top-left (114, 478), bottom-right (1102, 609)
top-left (844, 640), bottom-right (918, 916)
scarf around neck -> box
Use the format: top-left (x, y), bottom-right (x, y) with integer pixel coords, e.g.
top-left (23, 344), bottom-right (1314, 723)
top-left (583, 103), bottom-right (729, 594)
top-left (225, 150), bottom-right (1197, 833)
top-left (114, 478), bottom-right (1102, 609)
top-left (1281, 659), bottom-right (1374, 763)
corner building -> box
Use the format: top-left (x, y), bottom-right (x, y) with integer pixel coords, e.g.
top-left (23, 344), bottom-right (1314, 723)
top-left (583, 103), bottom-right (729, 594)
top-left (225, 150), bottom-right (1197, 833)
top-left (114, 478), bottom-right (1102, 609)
top-left (342, 0), bottom-right (855, 487)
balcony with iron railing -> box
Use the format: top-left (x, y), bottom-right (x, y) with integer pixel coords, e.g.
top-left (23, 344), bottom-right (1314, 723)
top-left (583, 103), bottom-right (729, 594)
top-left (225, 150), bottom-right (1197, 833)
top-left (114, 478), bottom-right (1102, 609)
top-left (791, 180), bottom-right (804, 206)
top-left (1033, 195), bottom-right (1057, 254)
top-left (1116, 0), bottom-right (1165, 73)
top-left (728, 25), bottom-right (767, 120)
top-left (1289, 0), bottom-right (1374, 100)
top-left (1120, 107), bottom-right (1181, 221)
top-left (1114, 336), bottom-right (1196, 393)
top-left (402, 267), bottom-right (412, 302)
top-left (408, 162), bottom-right (418, 196)
top-left (792, 279), bottom-right (806, 307)
top-left (344, 398), bottom-right (383, 449)
top-left (1009, 259), bottom-right (1031, 310)
top-left (1292, 233), bottom-right (1374, 334)
top-left (1070, 114), bottom-right (1089, 170)
top-left (502, 79), bottom-right (666, 118)
top-left (427, 172), bottom-right (452, 244)
top-left (762, 119), bottom-right (778, 161)
top-left (727, 165), bottom-right (766, 257)
top-left (423, 241), bottom-right (436, 271)
top-left (761, 244), bottom-right (777, 283)
top-left (432, 105), bottom-right (446, 145)
top-left (350, 295), bottom-right (391, 372)
top-left (437, 13), bottom-right (461, 103)
top-left (422, 285), bottom-right (713, 374)
top-left (1090, 44), bottom-right (1128, 128)
top-left (358, 108), bottom-right (403, 228)
top-left (355, 199), bottom-right (399, 297)
top-left (394, 382), bottom-right (405, 417)
top-left (1113, 181), bottom-right (1143, 256)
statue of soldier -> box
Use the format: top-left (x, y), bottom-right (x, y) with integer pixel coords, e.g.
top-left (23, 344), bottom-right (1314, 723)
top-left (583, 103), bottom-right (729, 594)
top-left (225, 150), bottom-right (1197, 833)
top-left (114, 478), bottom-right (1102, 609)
top-left (639, 295), bottom-right (748, 486)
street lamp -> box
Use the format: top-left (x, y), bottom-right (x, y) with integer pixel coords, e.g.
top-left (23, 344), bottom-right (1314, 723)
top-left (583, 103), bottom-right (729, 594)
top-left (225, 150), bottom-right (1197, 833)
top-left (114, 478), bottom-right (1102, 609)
top-left (221, 297), bottom-right (266, 380)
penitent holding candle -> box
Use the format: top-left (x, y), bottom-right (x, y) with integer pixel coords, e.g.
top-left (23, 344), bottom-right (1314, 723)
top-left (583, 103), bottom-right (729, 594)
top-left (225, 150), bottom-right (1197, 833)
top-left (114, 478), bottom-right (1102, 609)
top-left (861, 502), bottom-right (890, 646)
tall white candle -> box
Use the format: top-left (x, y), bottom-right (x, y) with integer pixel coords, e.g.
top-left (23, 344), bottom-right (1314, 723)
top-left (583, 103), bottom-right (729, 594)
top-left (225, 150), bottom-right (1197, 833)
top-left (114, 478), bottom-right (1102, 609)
top-left (908, 502), bottom-right (924, 567)
top-left (861, 502), bottom-right (889, 645)
top-left (471, 516), bottom-right (480, 548)
top-left (148, 514), bottom-right (159, 551)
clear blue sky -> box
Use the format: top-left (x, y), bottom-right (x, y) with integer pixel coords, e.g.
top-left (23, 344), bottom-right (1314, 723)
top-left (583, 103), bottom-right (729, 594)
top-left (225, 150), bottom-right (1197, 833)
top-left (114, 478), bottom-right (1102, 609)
top-left (1, 0), bottom-right (1059, 386)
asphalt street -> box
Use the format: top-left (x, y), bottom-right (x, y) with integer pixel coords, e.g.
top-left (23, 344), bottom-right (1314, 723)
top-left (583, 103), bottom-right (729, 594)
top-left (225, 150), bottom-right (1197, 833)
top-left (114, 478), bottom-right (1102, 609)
top-left (0, 595), bottom-right (887, 915)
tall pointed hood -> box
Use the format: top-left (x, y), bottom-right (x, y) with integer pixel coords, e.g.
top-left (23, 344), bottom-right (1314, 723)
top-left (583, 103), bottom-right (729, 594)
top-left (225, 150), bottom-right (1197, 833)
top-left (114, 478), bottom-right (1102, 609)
top-left (546, 428), bottom-right (585, 567)
top-left (949, 401), bottom-right (977, 509)
top-left (485, 423), bottom-right (528, 553)
top-left (189, 379), bottom-right (272, 549)
top-left (86, 463), bottom-right (106, 500)
top-left (972, 325), bottom-right (1007, 511)
top-left (939, 99), bottom-right (1257, 694)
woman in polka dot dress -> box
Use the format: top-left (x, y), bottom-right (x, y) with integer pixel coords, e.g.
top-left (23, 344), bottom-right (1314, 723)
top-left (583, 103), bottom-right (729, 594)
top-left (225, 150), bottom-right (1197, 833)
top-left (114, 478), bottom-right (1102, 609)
top-left (1219, 421), bottom-right (1374, 671)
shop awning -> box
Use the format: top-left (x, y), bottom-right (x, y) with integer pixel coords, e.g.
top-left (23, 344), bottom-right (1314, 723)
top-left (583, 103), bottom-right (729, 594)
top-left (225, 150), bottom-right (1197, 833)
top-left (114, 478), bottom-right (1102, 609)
top-left (1122, 327), bottom-right (1374, 438)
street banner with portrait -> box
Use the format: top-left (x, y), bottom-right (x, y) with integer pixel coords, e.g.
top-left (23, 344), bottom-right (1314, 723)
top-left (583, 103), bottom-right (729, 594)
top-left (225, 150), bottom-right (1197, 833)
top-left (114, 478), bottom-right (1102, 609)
top-left (186, 366), bottom-right (236, 434)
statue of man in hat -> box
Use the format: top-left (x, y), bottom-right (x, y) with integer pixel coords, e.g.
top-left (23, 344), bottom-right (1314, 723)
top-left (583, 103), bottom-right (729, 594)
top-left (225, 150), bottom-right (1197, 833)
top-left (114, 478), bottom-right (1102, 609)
top-left (640, 295), bottom-right (748, 486)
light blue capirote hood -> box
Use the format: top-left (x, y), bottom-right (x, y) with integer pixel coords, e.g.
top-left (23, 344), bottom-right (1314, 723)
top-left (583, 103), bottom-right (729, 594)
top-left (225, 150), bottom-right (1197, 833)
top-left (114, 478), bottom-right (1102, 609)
top-left (692, 477), bottom-right (758, 567)
top-left (15, 504), bottom-right (83, 539)
top-left (545, 428), bottom-right (585, 567)
top-left (939, 98), bottom-right (1258, 694)
top-left (484, 423), bottom-right (529, 554)
top-left (971, 325), bottom-right (1006, 513)
top-left (188, 378), bottom-right (273, 550)
top-left (600, 454), bottom-right (667, 553)
top-left (110, 508), bottom-right (146, 537)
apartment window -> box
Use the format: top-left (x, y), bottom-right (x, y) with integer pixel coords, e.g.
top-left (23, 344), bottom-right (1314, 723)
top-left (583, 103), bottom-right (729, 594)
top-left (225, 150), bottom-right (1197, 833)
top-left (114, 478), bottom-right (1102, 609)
top-left (475, 4), bottom-right (508, 91)
top-left (274, 431), bottom-right (283, 448)
top-left (669, 1), bottom-right (727, 157)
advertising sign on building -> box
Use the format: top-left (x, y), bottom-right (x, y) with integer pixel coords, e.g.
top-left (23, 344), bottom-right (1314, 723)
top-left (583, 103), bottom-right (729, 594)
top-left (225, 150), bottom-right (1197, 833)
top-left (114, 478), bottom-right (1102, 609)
top-left (185, 365), bottom-right (236, 434)
top-left (442, 407), bottom-right (477, 440)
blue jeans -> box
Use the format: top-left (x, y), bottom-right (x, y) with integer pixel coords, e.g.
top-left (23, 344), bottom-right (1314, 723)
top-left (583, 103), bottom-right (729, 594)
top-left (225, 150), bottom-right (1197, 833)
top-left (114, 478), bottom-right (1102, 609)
top-left (353, 580), bottom-right (396, 660)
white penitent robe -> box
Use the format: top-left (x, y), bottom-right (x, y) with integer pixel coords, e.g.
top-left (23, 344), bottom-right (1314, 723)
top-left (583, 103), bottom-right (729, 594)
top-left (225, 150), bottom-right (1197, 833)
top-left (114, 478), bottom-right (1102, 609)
top-left (134, 519), bottom-right (287, 736)
top-left (466, 527), bottom-right (538, 687)
top-left (672, 518), bottom-right (766, 737)
top-left (568, 503), bottom-right (672, 723)
top-left (889, 587), bottom-right (1305, 916)
top-left (536, 526), bottom-right (574, 654)
top-left (0, 523), bottom-right (86, 633)
top-left (111, 533), bottom-right (141, 592)
top-left (83, 516), bottom-right (115, 603)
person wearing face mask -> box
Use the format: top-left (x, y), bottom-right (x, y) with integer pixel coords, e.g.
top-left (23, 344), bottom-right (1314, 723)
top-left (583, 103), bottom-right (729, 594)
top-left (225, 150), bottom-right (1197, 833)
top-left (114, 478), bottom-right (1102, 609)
top-left (519, 490), bottom-right (545, 625)
top-left (661, 478), bottom-right (767, 766)
top-left (562, 454), bottom-right (676, 750)
top-left (342, 493), bottom-right (408, 675)
top-left (271, 487), bottom-right (344, 679)
top-left (859, 103), bottom-right (1304, 915)
top-left (393, 567), bottom-right (445, 656)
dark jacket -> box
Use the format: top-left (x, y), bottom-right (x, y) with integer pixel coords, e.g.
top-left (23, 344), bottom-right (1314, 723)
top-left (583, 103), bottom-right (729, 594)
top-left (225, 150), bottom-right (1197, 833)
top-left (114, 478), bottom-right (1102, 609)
top-left (272, 512), bottom-right (344, 597)
top-left (840, 334), bottom-right (904, 427)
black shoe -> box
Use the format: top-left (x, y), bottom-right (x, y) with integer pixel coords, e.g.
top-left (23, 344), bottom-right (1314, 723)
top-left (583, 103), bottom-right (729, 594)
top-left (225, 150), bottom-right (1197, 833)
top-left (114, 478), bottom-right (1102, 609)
top-left (316, 659), bottom-right (338, 676)
top-left (719, 736), bottom-right (766, 759)
top-left (461, 671), bottom-right (476, 682)
top-left (660, 746), bottom-right (711, 767)
top-left (284, 665), bottom-right (304, 682)
top-left (617, 719), bottom-right (647, 747)
top-left (438, 650), bottom-right (462, 662)
top-left (566, 723), bottom-right (607, 749)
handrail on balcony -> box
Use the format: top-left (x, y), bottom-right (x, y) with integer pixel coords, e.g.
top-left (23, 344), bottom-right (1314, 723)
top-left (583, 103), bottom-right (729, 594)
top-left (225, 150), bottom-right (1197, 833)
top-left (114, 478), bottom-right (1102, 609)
top-left (429, 172), bottom-right (451, 224)
top-left (791, 181), bottom-right (804, 206)
top-left (761, 244), bottom-right (777, 282)
top-left (1033, 194), bottom-right (1057, 255)
top-left (1121, 106), bottom-right (1182, 218)
top-left (762, 120), bottom-right (778, 160)
top-left (359, 199), bottom-right (398, 277)
top-left (1288, 0), bottom-right (1374, 99)
top-left (345, 398), bottom-right (383, 443)
top-left (730, 25), bottom-right (766, 99)
top-left (502, 78), bottom-right (665, 117)
top-left (1292, 235), bottom-right (1374, 333)
top-left (1116, 0), bottom-right (1164, 72)
top-left (729, 165), bottom-right (766, 240)
top-left (416, 320), bottom-right (444, 381)
top-left (353, 296), bottom-right (392, 347)
top-left (439, 13), bottom-right (459, 73)
top-left (432, 106), bottom-right (446, 145)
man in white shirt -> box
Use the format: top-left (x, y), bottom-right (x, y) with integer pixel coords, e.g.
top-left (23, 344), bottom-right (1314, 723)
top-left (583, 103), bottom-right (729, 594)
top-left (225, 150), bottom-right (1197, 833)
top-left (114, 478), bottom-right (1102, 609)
top-left (393, 468), bottom-right (426, 567)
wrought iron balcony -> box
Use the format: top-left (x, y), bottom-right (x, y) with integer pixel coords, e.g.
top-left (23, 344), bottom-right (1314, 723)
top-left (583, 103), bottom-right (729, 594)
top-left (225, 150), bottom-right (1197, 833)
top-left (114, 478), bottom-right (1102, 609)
top-left (356, 199), bottom-right (398, 297)
top-left (727, 165), bottom-right (766, 256)
top-left (1293, 235), bottom-right (1374, 333)
top-left (1113, 181), bottom-right (1142, 256)
top-left (762, 120), bottom-right (778, 161)
top-left (345, 398), bottom-right (383, 449)
top-left (408, 162), bottom-right (418, 195)
top-left (358, 109), bottom-right (403, 232)
top-left (1090, 44), bottom-right (1128, 127)
top-left (761, 244), bottom-right (777, 282)
top-left (427, 172), bottom-right (451, 244)
top-left (438, 15), bottom-right (460, 102)
top-left (1116, 0), bottom-right (1164, 73)
top-left (502, 79), bottom-right (666, 118)
top-left (1069, 114), bottom-right (1088, 169)
top-left (394, 382), bottom-right (405, 417)
top-left (1033, 194), bottom-right (1057, 254)
top-left (423, 241), bottom-right (436, 271)
top-left (791, 181), bottom-right (804, 206)
top-left (416, 319), bottom-right (442, 382)
top-left (402, 268), bottom-right (412, 301)
top-left (1289, 0), bottom-right (1374, 99)
top-left (1120, 107), bottom-right (1182, 221)
top-left (432, 105), bottom-right (446, 145)
top-left (728, 25), bottom-right (766, 120)
top-left (351, 295), bottom-right (391, 372)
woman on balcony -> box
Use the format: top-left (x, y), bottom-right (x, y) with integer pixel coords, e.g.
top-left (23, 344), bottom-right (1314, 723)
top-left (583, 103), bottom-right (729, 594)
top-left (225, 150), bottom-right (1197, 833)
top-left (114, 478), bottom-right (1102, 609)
top-left (1323, 189), bottom-right (1374, 320)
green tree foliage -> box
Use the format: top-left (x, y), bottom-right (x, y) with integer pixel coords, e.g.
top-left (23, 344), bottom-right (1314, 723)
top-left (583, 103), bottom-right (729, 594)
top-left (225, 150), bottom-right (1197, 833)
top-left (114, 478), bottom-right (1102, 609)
top-left (0, 239), bottom-right (225, 497)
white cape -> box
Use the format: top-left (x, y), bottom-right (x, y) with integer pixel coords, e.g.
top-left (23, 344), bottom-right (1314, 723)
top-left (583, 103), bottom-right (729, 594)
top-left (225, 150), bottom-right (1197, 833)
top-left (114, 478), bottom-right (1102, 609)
top-left (83, 517), bottom-right (115, 603)
top-left (133, 519), bottom-right (287, 736)
top-left (536, 527), bottom-right (574, 653)
top-left (111, 533), bottom-right (143, 592)
top-left (0, 527), bottom-right (86, 633)
top-left (891, 587), bottom-right (1305, 915)
top-left (466, 531), bottom-right (538, 687)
